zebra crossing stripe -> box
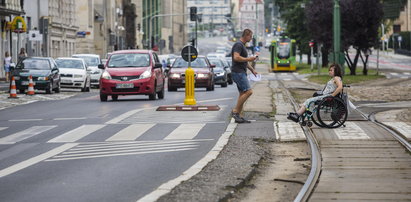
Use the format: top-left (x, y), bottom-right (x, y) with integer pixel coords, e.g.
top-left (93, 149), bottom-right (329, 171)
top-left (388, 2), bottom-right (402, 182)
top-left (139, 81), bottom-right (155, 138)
top-left (0, 127), bottom-right (7, 131)
top-left (165, 124), bottom-right (205, 140)
top-left (276, 122), bottom-right (306, 141)
top-left (0, 143), bottom-right (78, 178)
top-left (333, 122), bottom-right (370, 139)
top-left (47, 125), bottom-right (105, 143)
top-left (105, 124), bottom-right (155, 141)
top-left (0, 126), bottom-right (57, 144)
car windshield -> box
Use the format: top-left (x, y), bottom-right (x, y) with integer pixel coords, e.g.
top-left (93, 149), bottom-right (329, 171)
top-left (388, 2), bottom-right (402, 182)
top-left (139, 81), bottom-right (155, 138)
top-left (108, 53), bottom-right (150, 67)
top-left (73, 56), bottom-right (100, 66)
top-left (208, 59), bottom-right (224, 67)
top-left (56, 59), bottom-right (84, 69)
top-left (17, 59), bottom-right (50, 70)
top-left (172, 58), bottom-right (208, 68)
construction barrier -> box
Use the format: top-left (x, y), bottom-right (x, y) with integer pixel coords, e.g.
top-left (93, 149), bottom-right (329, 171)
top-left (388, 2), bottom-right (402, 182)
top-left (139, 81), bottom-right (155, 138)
top-left (8, 76), bottom-right (18, 99)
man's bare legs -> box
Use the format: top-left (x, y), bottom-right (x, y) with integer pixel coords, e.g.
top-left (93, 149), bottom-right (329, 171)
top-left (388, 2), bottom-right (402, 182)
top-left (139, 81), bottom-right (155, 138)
top-left (232, 89), bottom-right (253, 115)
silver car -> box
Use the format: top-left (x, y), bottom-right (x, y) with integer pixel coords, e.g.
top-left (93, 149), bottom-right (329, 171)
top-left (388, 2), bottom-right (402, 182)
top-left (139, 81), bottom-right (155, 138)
top-left (72, 54), bottom-right (102, 87)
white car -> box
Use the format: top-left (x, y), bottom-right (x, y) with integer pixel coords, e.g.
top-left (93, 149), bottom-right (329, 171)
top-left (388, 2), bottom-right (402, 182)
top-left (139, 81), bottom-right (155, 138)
top-left (72, 54), bottom-right (102, 87)
top-left (55, 57), bottom-right (91, 92)
top-left (207, 52), bottom-right (226, 59)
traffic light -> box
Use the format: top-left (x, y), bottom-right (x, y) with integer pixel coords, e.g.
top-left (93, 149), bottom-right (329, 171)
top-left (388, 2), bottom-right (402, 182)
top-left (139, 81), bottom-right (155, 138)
top-left (190, 7), bottom-right (197, 21)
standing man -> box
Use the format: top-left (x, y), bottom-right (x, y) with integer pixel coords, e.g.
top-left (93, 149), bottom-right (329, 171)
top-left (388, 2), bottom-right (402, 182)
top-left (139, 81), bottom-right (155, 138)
top-left (231, 29), bottom-right (258, 123)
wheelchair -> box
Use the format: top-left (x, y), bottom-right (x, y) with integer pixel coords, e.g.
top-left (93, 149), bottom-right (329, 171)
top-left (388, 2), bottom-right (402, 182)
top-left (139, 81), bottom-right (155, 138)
top-left (299, 85), bottom-right (349, 128)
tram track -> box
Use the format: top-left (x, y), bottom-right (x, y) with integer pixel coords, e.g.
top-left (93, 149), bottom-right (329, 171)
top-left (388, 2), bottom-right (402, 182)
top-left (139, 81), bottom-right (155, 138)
top-left (278, 78), bottom-right (411, 201)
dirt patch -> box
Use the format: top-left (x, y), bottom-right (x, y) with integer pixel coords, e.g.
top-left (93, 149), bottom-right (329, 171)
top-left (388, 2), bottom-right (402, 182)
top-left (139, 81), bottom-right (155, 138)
top-left (397, 108), bottom-right (411, 123)
top-left (228, 142), bottom-right (310, 202)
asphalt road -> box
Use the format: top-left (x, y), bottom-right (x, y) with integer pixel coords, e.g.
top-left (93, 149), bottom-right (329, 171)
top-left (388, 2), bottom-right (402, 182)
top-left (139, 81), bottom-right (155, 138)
top-left (0, 36), bottom-right (241, 201)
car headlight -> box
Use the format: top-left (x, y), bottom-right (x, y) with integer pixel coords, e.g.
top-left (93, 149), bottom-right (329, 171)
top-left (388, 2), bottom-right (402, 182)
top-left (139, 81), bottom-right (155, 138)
top-left (92, 70), bottom-right (101, 74)
top-left (74, 74), bottom-right (83, 78)
top-left (216, 72), bottom-right (225, 76)
top-left (14, 76), bottom-right (20, 80)
top-left (169, 73), bottom-right (181, 79)
top-left (101, 71), bottom-right (112, 79)
top-left (37, 77), bottom-right (49, 81)
top-left (139, 69), bottom-right (152, 79)
top-left (197, 73), bottom-right (208, 78)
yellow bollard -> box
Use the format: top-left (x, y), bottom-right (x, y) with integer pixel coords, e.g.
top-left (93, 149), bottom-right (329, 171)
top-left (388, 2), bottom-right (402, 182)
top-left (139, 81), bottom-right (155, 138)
top-left (184, 66), bottom-right (196, 105)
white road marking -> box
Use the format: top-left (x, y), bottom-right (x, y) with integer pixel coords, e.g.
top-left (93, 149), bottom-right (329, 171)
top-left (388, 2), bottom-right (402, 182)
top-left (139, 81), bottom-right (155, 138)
top-left (383, 122), bottom-right (411, 139)
top-left (0, 127), bottom-right (8, 131)
top-left (105, 124), bottom-right (155, 141)
top-left (105, 108), bottom-right (149, 124)
top-left (9, 119), bottom-right (43, 122)
top-left (0, 143), bottom-right (78, 177)
top-left (276, 122), bottom-right (306, 141)
top-left (53, 117), bottom-right (87, 121)
top-left (164, 124), bottom-right (205, 140)
top-left (47, 124), bottom-right (105, 143)
top-left (334, 122), bottom-right (370, 139)
top-left (46, 148), bottom-right (196, 162)
top-left (65, 142), bottom-right (198, 154)
top-left (137, 119), bottom-right (236, 202)
top-left (0, 126), bottom-right (57, 144)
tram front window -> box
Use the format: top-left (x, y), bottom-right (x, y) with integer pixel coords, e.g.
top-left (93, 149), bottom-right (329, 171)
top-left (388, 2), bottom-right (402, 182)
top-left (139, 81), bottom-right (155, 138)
top-left (278, 42), bottom-right (290, 59)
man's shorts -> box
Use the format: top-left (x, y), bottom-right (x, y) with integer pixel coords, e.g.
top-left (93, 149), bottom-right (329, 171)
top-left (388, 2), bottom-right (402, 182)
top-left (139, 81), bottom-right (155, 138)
top-left (232, 72), bottom-right (251, 92)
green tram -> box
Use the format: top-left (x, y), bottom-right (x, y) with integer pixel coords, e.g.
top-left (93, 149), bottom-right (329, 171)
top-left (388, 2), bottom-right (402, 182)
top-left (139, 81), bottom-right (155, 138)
top-left (269, 37), bottom-right (297, 72)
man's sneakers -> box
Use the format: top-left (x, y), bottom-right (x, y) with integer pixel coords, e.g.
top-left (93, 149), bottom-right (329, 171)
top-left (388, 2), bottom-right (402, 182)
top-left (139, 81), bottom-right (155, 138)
top-left (231, 111), bottom-right (251, 123)
top-left (287, 112), bottom-right (300, 123)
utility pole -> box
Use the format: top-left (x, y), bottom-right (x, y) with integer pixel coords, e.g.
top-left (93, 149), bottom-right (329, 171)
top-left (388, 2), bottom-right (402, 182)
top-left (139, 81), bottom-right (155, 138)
top-left (255, 0), bottom-right (258, 47)
top-left (333, 0), bottom-right (343, 74)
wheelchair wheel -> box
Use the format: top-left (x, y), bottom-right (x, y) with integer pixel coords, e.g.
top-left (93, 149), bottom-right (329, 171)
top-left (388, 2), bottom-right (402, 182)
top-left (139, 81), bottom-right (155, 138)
top-left (316, 97), bottom-right (348, 128)
top-left (311, 111), bottom-right (324, 127)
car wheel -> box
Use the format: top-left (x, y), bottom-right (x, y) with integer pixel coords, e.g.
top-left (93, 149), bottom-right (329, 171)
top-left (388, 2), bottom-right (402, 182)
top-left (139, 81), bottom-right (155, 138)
top-left (86, 79), bottom-right (91, 92)
top-left (168, 86), bottom-right (177, 92)
top-left (157, 85), bottom-right (165, 99)
top-left (148, 91), bottom-right (156, 100)
top-left (221, 82), bottom-right (228, 88)
top-left (54, 81), bottom-right (60, 93)
top-left (100, 93), bottom-right (108, 102)
top-left (206, 85), bottom-right (213, 91)
top-left (112, 95), bottom-right (118, 101)
top-left (19, 89), bottom-right (25, 94)
top-left (46, 82), bottom-right (53, 94)
top-left (81, 81), bottom-right (87, 92)
top-left (228, 75), bottom-right (233, 84)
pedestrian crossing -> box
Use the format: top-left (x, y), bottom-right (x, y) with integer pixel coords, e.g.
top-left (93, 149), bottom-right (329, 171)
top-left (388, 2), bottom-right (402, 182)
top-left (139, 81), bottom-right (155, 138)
top-left (45, 139), bottom-right (209, 162)
top-left (0, 123), bottom-right (222, 145)
top-left (386, 72), bottom-right (411, 79)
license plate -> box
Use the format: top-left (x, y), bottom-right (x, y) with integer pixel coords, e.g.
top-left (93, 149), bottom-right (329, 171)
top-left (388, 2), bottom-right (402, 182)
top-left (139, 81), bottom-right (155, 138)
top-left (61, 80), bottom-right (71, 83)
top-left (116, 83), bottom-right (134, 89)
top-left (21, 81), bottom-right (29, 85)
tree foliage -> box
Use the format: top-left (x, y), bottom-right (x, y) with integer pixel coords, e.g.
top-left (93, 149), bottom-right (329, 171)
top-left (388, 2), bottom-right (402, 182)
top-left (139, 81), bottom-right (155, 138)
top-left (305, 0), bottom-right (383, 75)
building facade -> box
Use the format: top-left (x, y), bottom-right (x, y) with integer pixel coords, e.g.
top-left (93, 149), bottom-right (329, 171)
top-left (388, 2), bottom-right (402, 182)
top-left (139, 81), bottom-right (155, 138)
top-left (393, 0), bottom-right (411, 32)
top-left (187, 0), bottom-right (231, 36)
top-left (74, 0), bottom-right (94, 54)
top-left (48, 0), bottom-right (77, 58)
top-left (0, 0), bottom-right (25, 78)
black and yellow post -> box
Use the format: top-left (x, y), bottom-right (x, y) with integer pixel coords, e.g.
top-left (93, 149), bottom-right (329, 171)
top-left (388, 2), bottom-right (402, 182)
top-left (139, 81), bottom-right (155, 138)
top-left (184, 47), bottom-right (196, 105)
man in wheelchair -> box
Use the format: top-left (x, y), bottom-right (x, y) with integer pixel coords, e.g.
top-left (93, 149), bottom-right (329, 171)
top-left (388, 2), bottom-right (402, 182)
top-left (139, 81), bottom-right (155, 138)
top-left (287, 64), bottom-right (343, 123)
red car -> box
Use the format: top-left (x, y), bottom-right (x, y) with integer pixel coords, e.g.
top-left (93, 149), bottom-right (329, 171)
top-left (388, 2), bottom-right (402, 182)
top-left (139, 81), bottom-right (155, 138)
top-left (98, 50), bottom-right (165, 101)
top-left (167, 56), bottom-right (215, 91)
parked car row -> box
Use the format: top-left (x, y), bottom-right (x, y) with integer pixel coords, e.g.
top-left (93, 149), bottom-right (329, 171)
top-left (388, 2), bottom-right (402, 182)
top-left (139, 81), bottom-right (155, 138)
top-left (10, 54), bottom-right (102, 94)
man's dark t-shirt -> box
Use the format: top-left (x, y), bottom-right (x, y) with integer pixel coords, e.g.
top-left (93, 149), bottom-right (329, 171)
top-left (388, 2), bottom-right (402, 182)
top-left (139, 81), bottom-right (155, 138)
top-left (231, 41), bottom-right (248, 73)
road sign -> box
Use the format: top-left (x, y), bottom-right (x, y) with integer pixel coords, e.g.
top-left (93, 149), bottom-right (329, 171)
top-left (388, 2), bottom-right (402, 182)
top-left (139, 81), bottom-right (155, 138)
top-left (28, 30), bottom-right (42, 41)
top-left (398, 36), bottom-right (402, 42)
top-left (181, 45), bottom-right (198, 62)
top-left (254, 46), bottom-right (260, 52)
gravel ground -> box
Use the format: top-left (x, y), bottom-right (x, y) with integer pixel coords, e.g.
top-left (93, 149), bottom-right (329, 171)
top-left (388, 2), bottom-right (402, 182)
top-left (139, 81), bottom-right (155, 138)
top-left (157, 135), bottom-right (265, 202)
